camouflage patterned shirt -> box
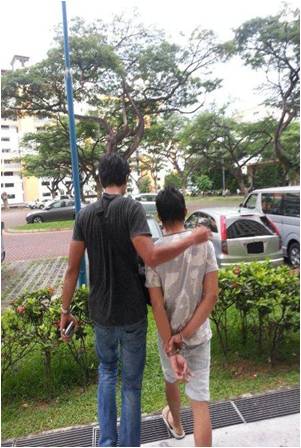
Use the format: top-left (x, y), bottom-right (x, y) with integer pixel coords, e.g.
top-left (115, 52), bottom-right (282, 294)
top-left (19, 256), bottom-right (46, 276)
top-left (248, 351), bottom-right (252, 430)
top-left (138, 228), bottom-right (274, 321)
top-left (145, 231), bottom-right (218, 345)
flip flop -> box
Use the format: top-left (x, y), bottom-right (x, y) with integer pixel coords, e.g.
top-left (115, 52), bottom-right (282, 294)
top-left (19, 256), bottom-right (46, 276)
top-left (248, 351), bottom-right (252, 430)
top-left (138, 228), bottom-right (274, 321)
top-left (162, 406), bottom-right (186, 440)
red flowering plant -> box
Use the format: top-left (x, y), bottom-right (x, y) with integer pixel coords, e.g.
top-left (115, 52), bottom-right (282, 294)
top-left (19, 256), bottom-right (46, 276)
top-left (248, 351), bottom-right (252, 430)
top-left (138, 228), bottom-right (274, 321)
top-left (2, 286), bottom-right (93, 387)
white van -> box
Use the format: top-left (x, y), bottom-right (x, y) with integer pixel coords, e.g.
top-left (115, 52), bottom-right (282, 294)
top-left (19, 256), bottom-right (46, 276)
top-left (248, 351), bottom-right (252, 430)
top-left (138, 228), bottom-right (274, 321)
top-left (239, 186), bottom-right (300, 266)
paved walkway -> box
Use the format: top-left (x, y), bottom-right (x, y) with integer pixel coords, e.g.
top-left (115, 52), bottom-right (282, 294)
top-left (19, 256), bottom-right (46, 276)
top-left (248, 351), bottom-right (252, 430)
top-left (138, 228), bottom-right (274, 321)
top-left (143, 413), bottom-right (300, 447)
top-left (1, 257), bottom-right (67, 307)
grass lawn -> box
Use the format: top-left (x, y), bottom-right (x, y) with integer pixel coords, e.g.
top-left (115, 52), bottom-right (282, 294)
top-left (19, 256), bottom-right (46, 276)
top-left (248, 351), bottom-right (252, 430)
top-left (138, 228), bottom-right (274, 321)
top-left (9, 220), bottom-right (74, 232)
top-left (2, 313), bottom-right (299, 440)
top-left (186, 195), bottom-right (244, 209)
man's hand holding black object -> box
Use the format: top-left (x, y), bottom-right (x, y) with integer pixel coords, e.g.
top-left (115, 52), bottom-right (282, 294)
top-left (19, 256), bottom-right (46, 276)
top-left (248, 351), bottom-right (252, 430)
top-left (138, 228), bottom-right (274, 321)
top-left (60, 311), bottom-right (78, 342)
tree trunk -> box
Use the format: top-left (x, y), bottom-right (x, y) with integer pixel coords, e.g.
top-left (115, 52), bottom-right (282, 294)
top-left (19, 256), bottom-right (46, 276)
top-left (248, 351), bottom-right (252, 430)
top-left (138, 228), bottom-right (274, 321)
top-left (95, 178), bottom-right (103, 199)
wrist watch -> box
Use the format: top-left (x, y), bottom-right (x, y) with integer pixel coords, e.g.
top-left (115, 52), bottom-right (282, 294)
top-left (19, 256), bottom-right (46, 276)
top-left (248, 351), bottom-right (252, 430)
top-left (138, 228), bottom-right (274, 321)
top-left (61, 306), bottom-right (70, 315)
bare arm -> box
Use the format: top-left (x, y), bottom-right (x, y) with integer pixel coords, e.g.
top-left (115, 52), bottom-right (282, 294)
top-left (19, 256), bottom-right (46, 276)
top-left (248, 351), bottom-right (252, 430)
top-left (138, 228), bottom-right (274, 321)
top-left (149, 287), bottom-right (172, 346)
top-left (149, 286), bottom-right (190, 380)
top-left (132, 225), bottom-right (211, 268)
top-left (181, 271), bottom-right (218, 339)
top-left (166, 271), bottom-right (218, 352)
top-left (60, 240), bottom-right (85, 340)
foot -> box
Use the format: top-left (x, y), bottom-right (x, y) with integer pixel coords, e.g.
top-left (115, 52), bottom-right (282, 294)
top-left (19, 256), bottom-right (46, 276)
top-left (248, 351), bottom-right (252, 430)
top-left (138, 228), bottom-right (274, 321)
top-left (162, 406), bottom-right (185, 439)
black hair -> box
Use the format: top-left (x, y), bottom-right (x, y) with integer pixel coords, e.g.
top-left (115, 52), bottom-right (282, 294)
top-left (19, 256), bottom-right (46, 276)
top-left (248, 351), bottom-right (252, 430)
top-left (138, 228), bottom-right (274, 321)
top-left (98, 153), bottom-right (130, 188)
top-left (156, 186), bottom-right (186, 224)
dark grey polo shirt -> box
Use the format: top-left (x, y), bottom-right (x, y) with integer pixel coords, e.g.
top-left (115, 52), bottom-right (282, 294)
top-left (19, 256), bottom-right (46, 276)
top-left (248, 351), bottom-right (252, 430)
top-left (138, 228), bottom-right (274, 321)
top-left (73, 193), bottom-right (151, 326)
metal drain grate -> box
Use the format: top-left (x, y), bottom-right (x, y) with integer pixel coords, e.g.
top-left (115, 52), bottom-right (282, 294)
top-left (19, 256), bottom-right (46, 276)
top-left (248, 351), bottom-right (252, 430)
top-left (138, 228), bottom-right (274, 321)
top-left (2, 425), bottom-right (96, 447)
top-left (2, 387), bottom-right (299, 447)
top-left (92, 401), bottom-right (244, 445)
top-left (234, 387), bottom-right (300, 423)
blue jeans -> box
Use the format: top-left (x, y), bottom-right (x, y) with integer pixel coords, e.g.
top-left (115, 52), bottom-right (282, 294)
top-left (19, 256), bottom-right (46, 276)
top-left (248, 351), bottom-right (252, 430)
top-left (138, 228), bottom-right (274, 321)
top-left (95, 318), bottom-right (147, 447)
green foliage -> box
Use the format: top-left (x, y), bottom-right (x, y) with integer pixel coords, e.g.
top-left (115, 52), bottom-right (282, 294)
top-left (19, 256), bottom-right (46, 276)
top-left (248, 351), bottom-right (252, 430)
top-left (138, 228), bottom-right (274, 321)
top-left (2, 16), bottom-right (222, 158)
top-left (231, 7), bottom-right (300, 177)
top-left (164, 172), bottom-right (182, 189)
top-left (22, 119), bottom-right (105, 198)
top-left (253, 163), bottom-right (287, 189)
top-left (2, 287), bottom-right (91, 389)
top-left (213, 262), bottom-right (300, 362)
top-left (181, 111), bottom-right (274, 192)
top-left (193, 174), bottom-right (213, 192)
top-left (137, 176), bottom-right (152, 193)
top-left (2, 263), bottom-right (299, 409)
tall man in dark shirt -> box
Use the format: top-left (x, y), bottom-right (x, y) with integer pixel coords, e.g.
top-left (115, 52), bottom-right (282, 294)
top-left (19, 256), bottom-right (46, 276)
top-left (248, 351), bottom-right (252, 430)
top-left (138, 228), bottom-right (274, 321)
top-left (60, 153), bottom-right (211, 447)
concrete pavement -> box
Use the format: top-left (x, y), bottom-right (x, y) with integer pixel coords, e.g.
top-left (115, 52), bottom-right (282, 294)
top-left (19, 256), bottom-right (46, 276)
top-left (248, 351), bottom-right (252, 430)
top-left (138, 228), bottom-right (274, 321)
top-left (143, 413), bottom-right (300, 447)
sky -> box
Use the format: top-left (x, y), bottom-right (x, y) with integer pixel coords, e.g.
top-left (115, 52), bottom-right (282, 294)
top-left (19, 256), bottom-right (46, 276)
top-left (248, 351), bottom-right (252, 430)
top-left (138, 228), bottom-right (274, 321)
top-left (1, 0), bottom-right (299, 117)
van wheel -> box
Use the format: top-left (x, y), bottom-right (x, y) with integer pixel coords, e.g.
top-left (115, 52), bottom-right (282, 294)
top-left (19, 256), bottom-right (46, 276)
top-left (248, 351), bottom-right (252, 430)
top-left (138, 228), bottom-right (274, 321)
top-left (288, 242), bottom-right (300, 267)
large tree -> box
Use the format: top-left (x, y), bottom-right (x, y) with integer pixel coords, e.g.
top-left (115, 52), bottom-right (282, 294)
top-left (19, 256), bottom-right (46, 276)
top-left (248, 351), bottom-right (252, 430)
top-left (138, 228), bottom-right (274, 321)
top-left (141, 115), bottom-right (202, 191)
top-left (2, 15), bottom-right (222, 159)
top-left (22, 118), bottom-right (105, 198)
top-left (182, 112), bottom-right (274, 193)
top-left (232, 7), bottom-right (300, 180)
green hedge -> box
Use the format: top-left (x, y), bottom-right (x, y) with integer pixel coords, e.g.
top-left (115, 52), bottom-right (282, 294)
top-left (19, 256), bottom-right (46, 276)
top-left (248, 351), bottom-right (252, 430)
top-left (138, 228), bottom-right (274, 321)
top-left (2, 262), bottom-right (299, 395)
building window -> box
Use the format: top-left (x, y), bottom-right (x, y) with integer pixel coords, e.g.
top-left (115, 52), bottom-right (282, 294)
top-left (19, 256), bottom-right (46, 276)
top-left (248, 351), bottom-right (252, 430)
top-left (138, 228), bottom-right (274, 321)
top-left (7, 194), bottom-right (16, 199)
top-left (3, 160), bottom-right (11, 164)
top-left (1, 125), bottom-right (9, 130)
top-left (1, 137), bottom-right (10, 142)
top-left (36, 127), bottom-right (44, 131)
top-left (42, 181), bottom-right (50, 186)
top-left (42, 192), bottom-right (51, 197)
top-left (5, 183), bottom-right (14, 188)
top-left (3, 171), bottom-right (14, 176)
top-left (2, 149), bottom-right (10, 153)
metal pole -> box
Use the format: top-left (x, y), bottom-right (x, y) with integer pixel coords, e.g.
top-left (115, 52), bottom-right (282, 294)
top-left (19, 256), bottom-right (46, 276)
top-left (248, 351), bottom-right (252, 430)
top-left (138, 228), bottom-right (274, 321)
top-left (61, 0), bottom-right (86, 285)
top-left (221, 158), bottom-right (226, 195)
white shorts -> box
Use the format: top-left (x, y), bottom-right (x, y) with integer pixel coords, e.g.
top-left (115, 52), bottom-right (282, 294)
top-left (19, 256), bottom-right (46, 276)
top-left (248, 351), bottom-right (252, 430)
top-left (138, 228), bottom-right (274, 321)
top-left (158, 338), bottom-right (211, 402)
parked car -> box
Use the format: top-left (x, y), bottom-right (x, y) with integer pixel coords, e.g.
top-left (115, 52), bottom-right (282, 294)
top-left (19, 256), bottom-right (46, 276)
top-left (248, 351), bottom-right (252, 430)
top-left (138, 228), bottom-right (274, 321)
top-left (239, 186), bottom-right (300, 266)
top-left (134, 193), bottom-right (157, 215)
top-left (26, 199), bottom-right (76, 223)
top-left (1, 221), bottom-right (5, 262)
top-left (185, 207), bottom-right (283, 268)
top-left (135, 193), bottom-right (157, 202)
top-left (137, 216), bottom-right (163, 295)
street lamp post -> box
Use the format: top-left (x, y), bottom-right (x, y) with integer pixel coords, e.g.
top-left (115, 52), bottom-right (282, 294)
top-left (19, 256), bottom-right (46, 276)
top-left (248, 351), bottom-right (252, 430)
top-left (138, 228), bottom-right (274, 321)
top-left (221, 158), bottom-right (226, 196)
top-left (61, 0), bottom-right (86, 285)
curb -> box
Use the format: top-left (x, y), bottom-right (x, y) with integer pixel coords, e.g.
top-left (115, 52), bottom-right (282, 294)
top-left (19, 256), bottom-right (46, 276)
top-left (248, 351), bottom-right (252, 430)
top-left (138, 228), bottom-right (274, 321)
top-left (5, 228), bottom-right (73, 234)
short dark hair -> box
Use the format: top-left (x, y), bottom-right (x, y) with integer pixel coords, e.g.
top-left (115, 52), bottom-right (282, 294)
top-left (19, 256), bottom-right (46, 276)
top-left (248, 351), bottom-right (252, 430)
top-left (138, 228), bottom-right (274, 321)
top-left (99, 153), bottom-right (130, 188)
top-left (156, 186), bottom-right (186, 224)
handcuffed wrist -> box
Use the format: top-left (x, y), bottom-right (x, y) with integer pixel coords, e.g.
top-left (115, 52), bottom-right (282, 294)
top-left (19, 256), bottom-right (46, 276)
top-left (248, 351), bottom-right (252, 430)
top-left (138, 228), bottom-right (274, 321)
top-left (166, 348), bottom-right (180, 357)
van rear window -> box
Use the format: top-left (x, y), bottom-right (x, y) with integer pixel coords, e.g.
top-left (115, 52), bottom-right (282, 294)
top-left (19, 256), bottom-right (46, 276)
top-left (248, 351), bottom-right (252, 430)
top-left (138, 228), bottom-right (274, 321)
top-left (227, 219), bottom-right (271, 239)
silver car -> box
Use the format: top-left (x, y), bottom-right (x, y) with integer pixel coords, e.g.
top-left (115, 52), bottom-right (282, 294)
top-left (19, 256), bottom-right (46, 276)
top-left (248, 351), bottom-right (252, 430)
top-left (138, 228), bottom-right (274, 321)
top-left (134, 193), bottom-right (157, 215)
top-left (185, 207), bottom-right (283, 268)
top-left (240, 186), bottom-right (300, 266)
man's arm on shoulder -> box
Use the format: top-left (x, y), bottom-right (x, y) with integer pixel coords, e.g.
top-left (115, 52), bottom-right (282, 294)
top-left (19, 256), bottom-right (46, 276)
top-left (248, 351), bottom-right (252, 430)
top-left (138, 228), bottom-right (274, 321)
top-left (132, 225), bottom-right (211, 269)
